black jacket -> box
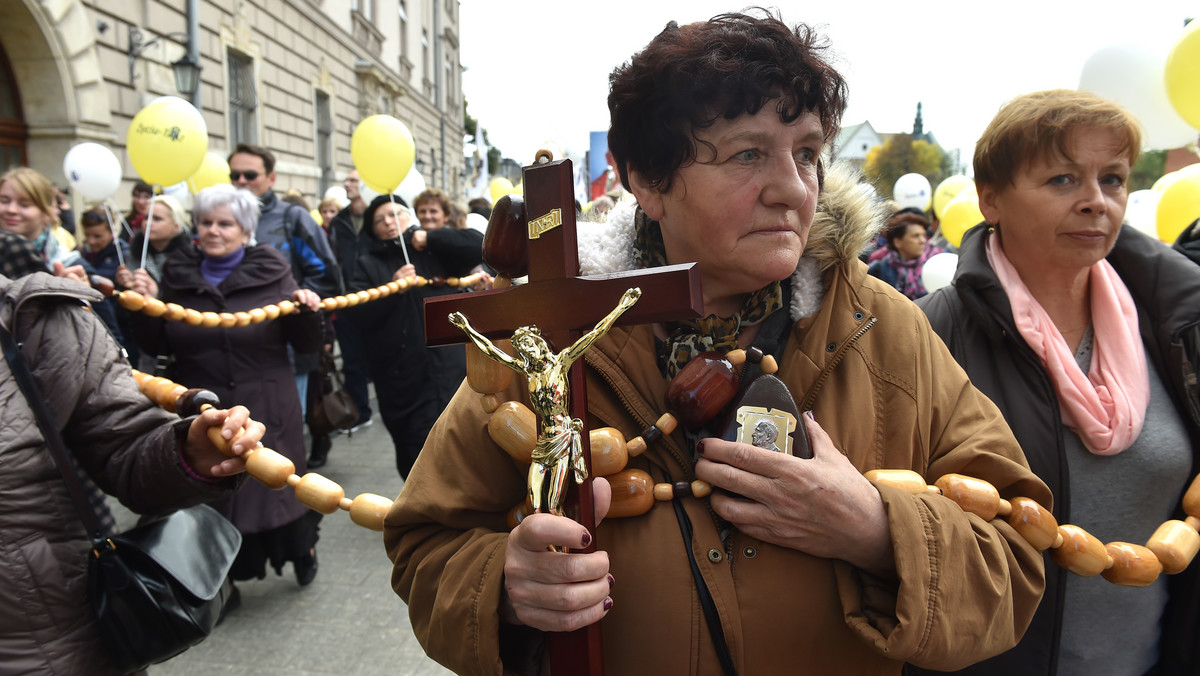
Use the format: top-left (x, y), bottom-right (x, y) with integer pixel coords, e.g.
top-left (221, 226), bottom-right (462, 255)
top-left (1173, 218), bottom-right (1200, 268)
top-left (329, 204), bottom-right (367, 291)
top-left (916, 224), bottom-right (1200, 676)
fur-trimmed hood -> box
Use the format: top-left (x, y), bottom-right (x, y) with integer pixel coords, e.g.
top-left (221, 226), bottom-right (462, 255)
top-left (577, 161), bottom-right (885, 319)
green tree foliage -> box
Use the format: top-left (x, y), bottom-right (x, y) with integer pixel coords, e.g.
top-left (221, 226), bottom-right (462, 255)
top-left (1131, 150), bottom-right (1166, 192)
top-left (862, 133), bottom-right (948, 200)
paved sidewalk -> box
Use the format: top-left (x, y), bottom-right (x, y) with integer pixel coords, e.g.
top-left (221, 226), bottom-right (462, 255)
top-left (119, 416), bottom-right (454, 676)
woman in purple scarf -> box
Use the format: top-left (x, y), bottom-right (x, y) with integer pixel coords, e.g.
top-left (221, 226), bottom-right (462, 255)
top-left (867, 208), bottom-right (942, 299)
top-left (130, 184), bottom-right (325, 592)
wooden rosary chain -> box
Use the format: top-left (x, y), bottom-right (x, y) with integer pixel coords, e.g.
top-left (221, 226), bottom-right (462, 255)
top-left (109, 272), bottom-right (485, 328)
top-left (129, 369), bottom-right (394, 531)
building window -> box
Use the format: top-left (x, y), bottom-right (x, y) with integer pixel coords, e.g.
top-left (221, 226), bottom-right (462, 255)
top-left (352, 0), bottom-right (374, 21)
top-left (398, 1), bottom-right (408, 58)
top-left (315, 91), bottom-right (333, 197)
top-left (422, 30), bottom-right (430, 81)
top-left (227, 49), bottom-right (257, 146)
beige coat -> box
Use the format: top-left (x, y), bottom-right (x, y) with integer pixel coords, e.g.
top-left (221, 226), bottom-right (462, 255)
top-left (385, 165), bottom-right (1050, 675)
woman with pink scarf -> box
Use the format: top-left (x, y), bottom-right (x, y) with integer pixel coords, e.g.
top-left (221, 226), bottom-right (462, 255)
top-left (918, 89), bottom-right (1200, 676)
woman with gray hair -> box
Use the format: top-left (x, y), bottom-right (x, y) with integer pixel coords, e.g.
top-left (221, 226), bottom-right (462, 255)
top-left (130, 184), bottom-right (326, 592)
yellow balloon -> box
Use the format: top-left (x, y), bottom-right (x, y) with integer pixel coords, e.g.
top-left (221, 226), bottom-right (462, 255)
top-left (187, 152), bottom-right (230, 194)
top-left (1153, 164), bottom-right (1200, 192)
top-left (1156, 173), bottom-right (1200, 244)
top-left (932, 175), bottom-right (975, 221)
top-left (127, 99), bottom-right (208, 186)
top-left (351, 115), bottom-right (415, 193)
top-left (1165, 20), bottom-right (1200, 130)
top-left (939, 194), bottom-right (985, 249)
top-left (489, 177), bottom-right (514, 203)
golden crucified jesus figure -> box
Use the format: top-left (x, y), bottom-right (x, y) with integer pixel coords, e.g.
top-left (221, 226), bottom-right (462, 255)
top-left (449, 287), bottom-right (642, 517)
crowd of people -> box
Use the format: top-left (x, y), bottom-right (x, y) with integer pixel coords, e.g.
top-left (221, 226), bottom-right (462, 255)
top-left (1, 7), bottom-right (1199, 676)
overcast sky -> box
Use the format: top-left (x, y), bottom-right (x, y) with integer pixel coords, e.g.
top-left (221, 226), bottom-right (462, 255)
top-left (458, 1), bottom-right (1195, 173)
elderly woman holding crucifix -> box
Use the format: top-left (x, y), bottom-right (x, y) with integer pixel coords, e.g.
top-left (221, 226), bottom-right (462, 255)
top-left (385, 10), bottom-right (1048, 675)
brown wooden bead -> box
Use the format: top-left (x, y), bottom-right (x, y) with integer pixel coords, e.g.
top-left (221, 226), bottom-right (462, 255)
top-left (248, 307), bottom-right (267, 323)
top-left (117, 290), bottom-right (146, 311)
top-left (263, 305), bottom-right (281, 320)
top-left (655, 412), bottom-right (678, 436)
top-left (865, 469), bottom-right (931, 494)
top-left (480, 393), bottom-right (503, 414)
top-left (588, 427), bottom-right (628, 477)
top-left (465, 341), bottom-right (513, 394)
top-left (356, 290), bottom-right (370, 303)
top-left (184, 308), bottom-right (204, 326)
top-left (200, 311), bottom-right (222, 328)
top-left (1184, 474), bottom-right (1200, 520)
top-left (129, 369), bottom-right (150, 386)
top-left (205, 424), bottom-right (245, 457)
top-left (1006, 497), bottom-right (1060, 551)
top-left (161, 385), bottom-right (187, 413)
top-left (1188, 516), bottom-right (1200, 532)
top-left (482, 193), bottom-right (529, 278)
top-left (218, 312), bottom-right (237, 328)
top-left (607, 469), bottom-right (654, 518)
top-left (321, 297), bottom-right (338, 312)
top-left (725, 349), bottom-right (746, 367)
top-left (641, 425), bottom-right (662, 445)
top-left (653, 483), bottom-right (674, 501)
top-left (395, 278), bottom-right (409, 290)
top-left (1053, 525), bottom-right (1112, 577)
top-left (234, 311), bottom-right (253, 327)
top-left (506, 496), bottom-right (535, 530)
top-left (416, 276), bottom-right (429, 287)
top-left (745, 347), bottom-right (764, 363)
top-left (667, 351), bottom-right (738, 428)
top-left (244, 446), bottom-right (295, 489)
top-left (278, 300), bottom-right (296, 315)
top-left (164, 302), bottom-right (187, 321)
top-left (347, 493), bottom-right (393, 531)
top-left (386, 281), bottom-right (401, 294)
top-left (335, 295), bottom-right (349, 309)
top-left (1146, 520), bottom-right (1200, 574)
top-left (289, 472), bottom-right (345, 514)
top-left (142, 297), bottom-right (167, 317)
top-left (367, 288), bottom-right (381, 301)
top-left (691, 480), bottom-right (712, 498)
top-left (1101, 542), bottom-right (1162, 587)
top-left (626, 436), bottom-right (647, 457)
top-left (488, 401), bottom-right (536, 464)
top-left (935, 474), bottom-right (1011, 520)
top-left (759, 354), bottom-right (778, 375)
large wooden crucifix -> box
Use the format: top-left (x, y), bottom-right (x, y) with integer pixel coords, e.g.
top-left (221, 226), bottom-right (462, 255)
top-left (425, 158), bottom-right (703, 675)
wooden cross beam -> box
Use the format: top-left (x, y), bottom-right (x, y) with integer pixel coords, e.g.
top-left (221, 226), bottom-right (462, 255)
top-left (425, 158), bottom-right (702, 675)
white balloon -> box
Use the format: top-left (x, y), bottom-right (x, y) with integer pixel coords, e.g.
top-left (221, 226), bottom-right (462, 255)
top-left (921, 252), bottom-right (959, 293)
top-left (62, 143), bottom-right (123, 201)
top-left (1124, 189), bottom-right (1162, 238)
top-left (466, 212), bottom-right (489, 234)
top-left (396, 168), bottom-right (427, 206)
top-left (324, 185), bottom-right (349, 208)
top-left (162, 181), bottom-right (193, 210)
top-left (893, 173), bottom-right (932, 212)
top-left (1079, 44), bottom-right (1198, 151)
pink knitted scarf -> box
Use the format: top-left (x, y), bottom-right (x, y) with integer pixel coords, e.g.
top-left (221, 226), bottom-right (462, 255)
top-left (986, 234), bottom-right (1148, 455)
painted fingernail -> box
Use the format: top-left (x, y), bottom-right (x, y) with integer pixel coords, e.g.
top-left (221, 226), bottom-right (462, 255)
top-left (696, 439), bottom-right (706, 456)
top-left (804, 410), bottom-right (816, 421)
top-left (581, 530), bottom-right (592, 547)
top-left (607, 574), bottom-right (615, 589)
top-left (603, 597), bottom-right (613, 611)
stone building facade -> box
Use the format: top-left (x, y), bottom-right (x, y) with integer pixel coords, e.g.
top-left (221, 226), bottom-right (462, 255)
top-left (1, 0), bottom-right (465, 214)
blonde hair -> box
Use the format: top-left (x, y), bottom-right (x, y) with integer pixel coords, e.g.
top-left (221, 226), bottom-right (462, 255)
top-left (153, 194), bottom-right (191, 233)
top-left (1, 167), bottom-right (57, 223)
top-left (974, 89), bottom-right (1142, 190)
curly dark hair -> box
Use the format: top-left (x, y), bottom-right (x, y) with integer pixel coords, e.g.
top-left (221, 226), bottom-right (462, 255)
top-left (607, 8), bottom-right (848, 193)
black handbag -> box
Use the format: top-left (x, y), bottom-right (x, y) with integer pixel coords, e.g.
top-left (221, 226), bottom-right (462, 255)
top-left (1, 325), bottom-right (241, 673)
top-left (308, 350), bottom-right (360, 436)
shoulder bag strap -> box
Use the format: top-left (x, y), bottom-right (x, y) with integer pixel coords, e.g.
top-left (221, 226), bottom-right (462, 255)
top-left (0, 325), bottom-right (106, 539)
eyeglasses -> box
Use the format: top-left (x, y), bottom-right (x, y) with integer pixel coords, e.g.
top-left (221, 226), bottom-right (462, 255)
top-left (82, 212), bottom-right (107, 225)
top-left (230, 171), bottom-right (260, 181)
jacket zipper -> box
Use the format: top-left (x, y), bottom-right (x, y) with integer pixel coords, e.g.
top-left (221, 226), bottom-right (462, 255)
top-left (798, 316), bottom-right (876, 412)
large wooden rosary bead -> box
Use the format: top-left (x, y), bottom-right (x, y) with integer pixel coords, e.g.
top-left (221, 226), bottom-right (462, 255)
top-left (666, 351), bottom-right (738, 428)
top-left (934, 474), bottom-right (1011, 521)
top-left (465, 342), bottom-right (513, 394)
top-left (164, 303), bottom-right (186, 321)
top-left (1053, 525), bottom-right (1112, 577)
top-left (183, 308), bottom-right (204, 326)
top-left (482, 194), bottom-right (529, 278)
top-left (117, 290), bottom-right (146, 311)
top-left (346, 493), bottom-right (393, 531)
top-left (865, 469), bottom-right (937, 495)
top-left (1006, 497), bottom-right (1061, 551)
top-left (606, 469), bottom-right (654, 518)
top-left (142, 297), bottom-right (167, 317)
top-left (200, 311), bottom-right (222, 328)
top-left (1184, 474), bottom-right (1200, 520)
top-left (243, 446), bottom-right (295, 489)
top-left (1146, 520), bottom-right (1200, 575)
top-left (588, 427), bottom-right (628, 477)
top-left (488, 401), bottom-right (536, 464)
top-left (288, 473), bottom-right (345, 514)
top-left (1101, 542), bottom-right (1162, 587)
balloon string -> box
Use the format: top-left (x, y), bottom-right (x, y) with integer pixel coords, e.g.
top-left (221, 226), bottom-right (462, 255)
top-left (141, 188), bottom-right (158, 270)
top-left (389, 193), bottom-right (412, 267)
top-left (106, 198), bottom-right (134, 241)
top-left (101, 202), bottom-right (125, 268)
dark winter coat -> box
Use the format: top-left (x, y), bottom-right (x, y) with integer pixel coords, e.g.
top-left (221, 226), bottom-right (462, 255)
top-left (329, 203), bottom-right (367, 291)
top-left (1173, 218), bottom-right (1200, 268)
top-left (917, 223), bottom-right (1200, 675)
top-left (132, 244), bottom-right (322, 534)
top-left (0, 273), bottom-right (237, 675)
top-left (126, 230), bottom-right (195, 283)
